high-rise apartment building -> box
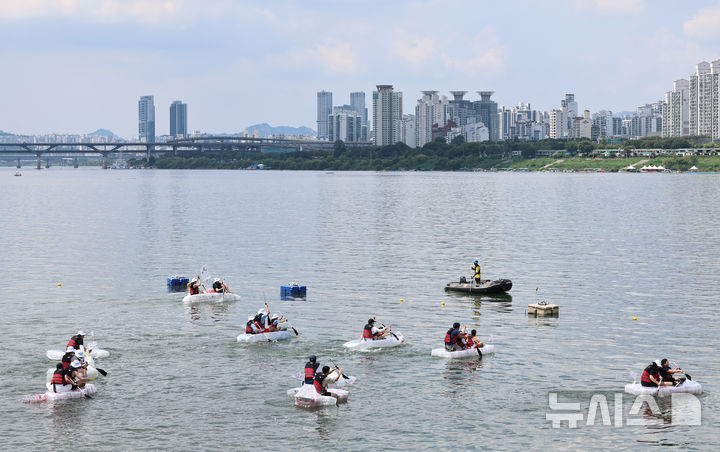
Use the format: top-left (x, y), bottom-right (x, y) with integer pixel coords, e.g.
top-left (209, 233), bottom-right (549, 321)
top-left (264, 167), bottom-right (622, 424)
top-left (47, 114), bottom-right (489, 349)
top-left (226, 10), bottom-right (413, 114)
top-left (317, 91), bottom-right (333, 140)
top-left (372, 85), bottom-right (403, 146)
top-left (561, 94), bottom-right (578, 131)
top-left (661, 79), bottom-right (689, 137)
top-left (549, 109), bottom-right (565, 139)
top-left (688, 60), bottom-right (720, 139)
top-left (328, 107), bottom-right (363, 143)
top-left (473, 91), bottom-right (499, 142)
top-left (415, 91), bottom-right (449, 147)
top-left (138, 95), bottom-right (155, 142)
top-left (350, 91), bottom-right (368, 140)
top-left (399, 114), bottom-right (416, 148)
top-left (591, 110), bottom-right (615, 138)
top-left (170, 100), bottom-right (187, 137)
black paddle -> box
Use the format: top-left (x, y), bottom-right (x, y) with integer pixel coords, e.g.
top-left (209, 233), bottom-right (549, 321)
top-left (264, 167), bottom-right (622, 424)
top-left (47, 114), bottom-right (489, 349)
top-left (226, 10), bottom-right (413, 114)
top-left (96, 367), bottom-right (108, 377)
top-left (380, 323), bottom-right (399, 340)
top-left (330, 359), bottom-right (349, 379)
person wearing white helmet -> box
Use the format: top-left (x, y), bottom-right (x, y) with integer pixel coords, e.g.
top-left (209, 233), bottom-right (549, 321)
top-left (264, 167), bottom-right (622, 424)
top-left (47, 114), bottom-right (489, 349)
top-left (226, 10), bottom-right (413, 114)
top-left (61, 346), bottom-right (76, 369)
top-left (74, 350), bottom-right (89, 379)
top-left (188, 277), bottom-right (202, 295)
top-left (267, 312), bottom-right (288, 331)
top-left (66, 331), bottom-right (85, 350)
top-left (63, 360), bottom-right (86, 390)
top-left (212, 278), bottom-right (229, 293)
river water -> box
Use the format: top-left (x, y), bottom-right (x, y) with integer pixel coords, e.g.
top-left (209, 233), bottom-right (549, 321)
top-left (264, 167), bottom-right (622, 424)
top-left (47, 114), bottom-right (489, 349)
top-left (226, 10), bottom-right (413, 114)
top-left (1, 168), bottom-right (719, 451)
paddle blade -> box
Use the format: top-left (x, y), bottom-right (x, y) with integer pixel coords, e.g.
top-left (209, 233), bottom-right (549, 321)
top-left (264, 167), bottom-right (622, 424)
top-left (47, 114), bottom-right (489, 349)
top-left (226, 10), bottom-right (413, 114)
top-left (292, 327), bottom-right (299, 336)
top-left (96, 368), bottom-right (108, 377)
top-left (685, 373), bottom-right (692, 381)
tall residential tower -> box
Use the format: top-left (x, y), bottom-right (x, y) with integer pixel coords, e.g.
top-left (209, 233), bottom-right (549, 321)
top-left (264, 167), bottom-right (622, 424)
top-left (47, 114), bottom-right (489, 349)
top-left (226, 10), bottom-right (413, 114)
top-left (317, 91), bottom-right (333, 140)
top-left (170, 100), bottom-right (187, 137)
top-left (372, 85), bottom-right (403, 146)
top-left (138, 95), bottom-right (155, 142)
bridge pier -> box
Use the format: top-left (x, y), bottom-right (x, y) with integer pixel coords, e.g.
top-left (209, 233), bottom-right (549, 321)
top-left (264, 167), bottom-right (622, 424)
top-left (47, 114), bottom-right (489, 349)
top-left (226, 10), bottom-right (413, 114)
top-left (101, 152), bottom-right (109, 169)
top-left (45, 159), bottom-right (50, 169)
top-left (73, 158), bottom-right (79, 168)
top-left (16, 159), bottom-right (21, 169)
top-left (36, 153), bottom-right (42, 170)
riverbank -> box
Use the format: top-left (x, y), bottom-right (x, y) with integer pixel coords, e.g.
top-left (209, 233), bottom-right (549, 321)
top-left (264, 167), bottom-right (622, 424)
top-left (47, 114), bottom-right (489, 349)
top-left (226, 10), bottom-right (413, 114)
top-left (152, 154), bottom-right (720, 172)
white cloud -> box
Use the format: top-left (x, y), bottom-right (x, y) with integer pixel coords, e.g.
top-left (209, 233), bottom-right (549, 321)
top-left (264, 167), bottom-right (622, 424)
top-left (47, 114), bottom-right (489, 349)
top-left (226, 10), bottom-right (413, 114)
top-left (0, 0), bottom-right (185, 23)
top-left (441, 27), bottom-right (505, 74)
top-left (314, 43), bottom-right (358, 74)
top-left (683, 2), bottom-right (720, 40)
top-left (575, 0), bottom-right (645, 15)
top-left (391, 32), bottom-right (438, 64)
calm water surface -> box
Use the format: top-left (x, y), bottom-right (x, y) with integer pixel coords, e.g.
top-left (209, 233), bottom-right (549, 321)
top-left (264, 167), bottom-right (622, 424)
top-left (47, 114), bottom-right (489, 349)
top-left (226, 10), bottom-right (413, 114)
top-left (1, 168), bottom-right (719, 451)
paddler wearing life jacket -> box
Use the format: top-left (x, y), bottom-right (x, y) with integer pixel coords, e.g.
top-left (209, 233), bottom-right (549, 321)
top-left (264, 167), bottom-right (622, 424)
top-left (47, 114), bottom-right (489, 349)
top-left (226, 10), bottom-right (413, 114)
top-left (471, 260), bottom-right (481, 284)
top-left (314, 365), bottom-right (341, 399)
top-left (267, 313), bottom-right (287, 332)
top-left (444, 322), bottom-right (466, 352)
top-left (63, 360), bottom-right (85, 390)
top-left (73, 350), bottom-right (89, 379)
top-left (61, 346), bottom-right (76, 368)
top-left (67, 330), bottom-right (85, 350)
top-left (304, 355), bottom-right (319, 384)
top-left (640, 361), bottom-right (664, 387)
top-left (51, 363), bottom-right (73, 393)
top-left (245, 314), bottom-right (267, 334)
top-left (188, 278), bottom-right (202, 295)
top-left (465, 329), bottom-right (484, 349)
top-left (212, 279), bottom-right (229, 293)
top-left (362, 318), bottom-right (389, 341)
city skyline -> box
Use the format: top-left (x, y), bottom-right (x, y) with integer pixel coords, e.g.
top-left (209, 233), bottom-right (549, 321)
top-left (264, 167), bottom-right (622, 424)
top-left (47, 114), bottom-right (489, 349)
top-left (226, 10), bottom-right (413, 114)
top-left (1, 1), bottom-right (720, 138)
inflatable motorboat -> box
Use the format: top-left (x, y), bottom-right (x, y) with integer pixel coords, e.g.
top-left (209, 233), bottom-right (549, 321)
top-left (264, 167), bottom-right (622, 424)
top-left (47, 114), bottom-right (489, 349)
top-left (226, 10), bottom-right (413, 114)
top-left (182, 291), bottom-right (242, 303)
top-left (444, 279), bottom-right (512, 294)
top-left (47, 343), bottom-right (110, 361)
top-left (289, 383), bottom-right (349, 408)
top-left (431, 344), bottom-right (495, 359)
top-left (23, 383), bottom-right (97, 403)
top-left (624, 380), bottom-right (702, 397)
top-left (342, 333), bottom-right (405, 350)
top-left (237, 330), bottom-right (292, 343)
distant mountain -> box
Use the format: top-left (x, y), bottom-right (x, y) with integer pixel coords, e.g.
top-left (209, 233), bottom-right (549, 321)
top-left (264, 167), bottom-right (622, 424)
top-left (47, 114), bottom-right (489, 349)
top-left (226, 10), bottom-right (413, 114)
top-left (88, 128), bottom-right (118, 138)
top-left (0, 130), bottom-right (12, 136)
top-left (244, 123), bottom-right (315, 137)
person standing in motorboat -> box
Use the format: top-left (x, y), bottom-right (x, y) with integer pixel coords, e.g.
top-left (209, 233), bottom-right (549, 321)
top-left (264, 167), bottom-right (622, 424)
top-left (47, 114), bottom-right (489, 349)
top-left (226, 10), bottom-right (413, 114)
top-left (362, 318), bottom-right (390, 341)
top-left (444, 322), bottom-right (465, 351)
top-left (659, 359), bottom-right (685, 385)
top-left (314, 366), bottom-right (341, 399)
top-left (471, 260), bottom-right (482, 284)
top-left (304, 356), bottom-right (319, 384)
top-left (67, 331), bottom-right (85, 350)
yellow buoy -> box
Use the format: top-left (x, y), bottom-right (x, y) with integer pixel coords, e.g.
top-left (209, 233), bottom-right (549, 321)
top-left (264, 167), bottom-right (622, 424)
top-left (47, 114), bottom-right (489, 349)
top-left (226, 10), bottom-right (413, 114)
top-left (633, 317), bottom-right (637, 321)
top-left (399, 298), bottom-right (404, 302)
top-left (57, 283), bottom-right (62, 287)
top-left (441, 302), bottom-right (445, 306)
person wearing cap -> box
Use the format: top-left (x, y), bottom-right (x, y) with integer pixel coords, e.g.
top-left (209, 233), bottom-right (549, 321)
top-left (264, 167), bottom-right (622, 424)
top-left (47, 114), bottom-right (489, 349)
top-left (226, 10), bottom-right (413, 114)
top-left (245, 315), bottom-right (265, 334)
top-left (74, 350), bottom-right (89, 379)
top-left (212, 279), bottom-right (229, 293)
top-left (471, 260), bottom-right (482, 284)
top-left (362, 318), bottom-right (390, 341)
top-left (304, 356), bottom-right (319, 384)
top-left (61, 346), bottom-right (76, 369)
top-left (63, 360), bottom-right (85, 390)
top-left (267, 313), bottom-right (287, 331)
top-left (188, 278), bottom-right (202, 295)
top-left (67, 331), bottom-right (85, 350)
top-left (314, 365), bottom-right (342, 399)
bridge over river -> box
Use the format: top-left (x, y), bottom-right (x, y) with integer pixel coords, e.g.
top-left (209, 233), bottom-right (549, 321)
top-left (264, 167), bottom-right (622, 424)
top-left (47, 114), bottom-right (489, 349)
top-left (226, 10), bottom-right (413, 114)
top-left (0, 136), bottom-right (372, 168)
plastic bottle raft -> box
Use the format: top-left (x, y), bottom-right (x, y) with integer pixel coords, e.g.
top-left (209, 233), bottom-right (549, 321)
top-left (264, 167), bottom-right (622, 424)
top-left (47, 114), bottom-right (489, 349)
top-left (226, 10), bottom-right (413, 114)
top-left (23, 383), bottom-right (98, 403)
top-left (342, 333), bottom-right (406, 350)
top-left (431, 344), bottom-right (495, 359)
top-left (237, 330), bottom-right (292, 343)
top-left (182, 292), bottom-right (242, 303)
top-left (624, 380), bottom-right (702, 397)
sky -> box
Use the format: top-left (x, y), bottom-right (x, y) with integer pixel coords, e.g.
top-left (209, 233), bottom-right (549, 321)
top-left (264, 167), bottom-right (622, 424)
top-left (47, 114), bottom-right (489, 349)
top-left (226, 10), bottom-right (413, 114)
top-left (0, 0), bottom-right (719, 138)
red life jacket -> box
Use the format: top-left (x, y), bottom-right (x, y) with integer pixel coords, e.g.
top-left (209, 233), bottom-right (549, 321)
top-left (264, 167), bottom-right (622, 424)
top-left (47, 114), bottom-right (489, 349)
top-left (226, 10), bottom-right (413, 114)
top-left (641, 369), bottom-right (658, 383)
top-left (362, 324), bottom-right (373, 339)
top-left (314, 375), bottom-right (324, 393)
top-left (189, 285), bottom-right (199, 295)
top-left (61, 352), bottom-right (74, 368)
top-left (51, 369), bottom-right (65, 385)
top-left (304, 364), bottom-right (316, 382)
top-left (444, 328), bottom-right (456, 345)
top-left (245, 322), bottom-right (253, 334)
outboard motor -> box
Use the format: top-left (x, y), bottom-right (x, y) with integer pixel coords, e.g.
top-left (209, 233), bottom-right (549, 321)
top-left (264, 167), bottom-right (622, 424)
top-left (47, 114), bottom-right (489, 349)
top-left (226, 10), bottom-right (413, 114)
top-left (460, 276), bottom-right (467, 283)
